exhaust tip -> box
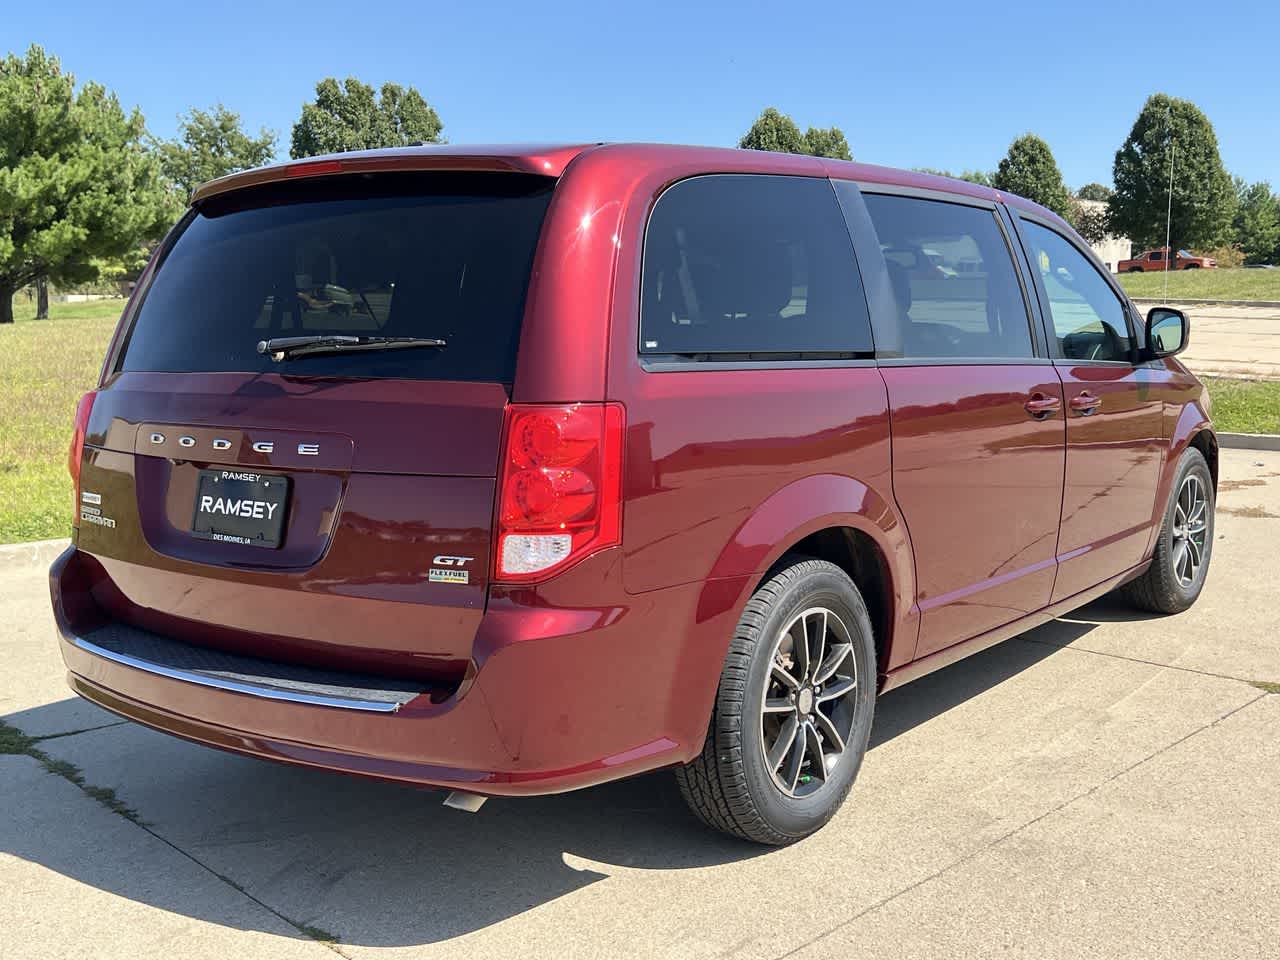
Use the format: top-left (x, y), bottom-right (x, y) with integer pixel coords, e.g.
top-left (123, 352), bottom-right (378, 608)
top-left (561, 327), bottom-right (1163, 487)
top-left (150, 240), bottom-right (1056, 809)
top-left (443, 790), bottom-right (487, 813)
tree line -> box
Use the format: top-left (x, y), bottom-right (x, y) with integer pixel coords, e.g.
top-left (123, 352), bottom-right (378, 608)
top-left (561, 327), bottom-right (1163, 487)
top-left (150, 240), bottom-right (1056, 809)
top-left (0, 46), bottom-right (444, 323)
top-left (739, 100), bottom-right (1279, 269)
top-left (4, 43), bottom-right (1277, 323)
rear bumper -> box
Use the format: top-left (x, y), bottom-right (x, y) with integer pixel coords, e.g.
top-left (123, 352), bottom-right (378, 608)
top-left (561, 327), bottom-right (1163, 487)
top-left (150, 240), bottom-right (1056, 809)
top-left (52, 546), bottom-right (732, 796)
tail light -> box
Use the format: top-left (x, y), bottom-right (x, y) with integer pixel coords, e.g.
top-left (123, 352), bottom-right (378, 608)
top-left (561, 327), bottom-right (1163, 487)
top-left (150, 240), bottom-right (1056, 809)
top-left (494, 402), bottom-right (624, 582)
top-left (68, 391), bottom-right (97, 527)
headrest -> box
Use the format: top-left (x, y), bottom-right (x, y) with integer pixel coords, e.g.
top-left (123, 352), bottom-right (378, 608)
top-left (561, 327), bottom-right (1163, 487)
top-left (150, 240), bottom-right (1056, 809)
top-left (885, 260), bottom-right (913, 317)
top-left (736, 237), bottom-right (795, 318)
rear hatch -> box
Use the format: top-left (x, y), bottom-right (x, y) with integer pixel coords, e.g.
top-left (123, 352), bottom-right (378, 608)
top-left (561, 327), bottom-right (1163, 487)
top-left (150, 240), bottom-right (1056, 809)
top-left (75, 171), bottom-right (556, 681)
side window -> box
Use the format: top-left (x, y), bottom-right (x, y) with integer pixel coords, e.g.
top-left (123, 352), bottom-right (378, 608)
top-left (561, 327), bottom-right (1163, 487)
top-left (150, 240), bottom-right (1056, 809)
top-left (1021, 220), bottom-right (1132, 362)
top-left (640, 176), bottom-right (872, 357)
top-left (861, 194), bottom-right (1033, 359)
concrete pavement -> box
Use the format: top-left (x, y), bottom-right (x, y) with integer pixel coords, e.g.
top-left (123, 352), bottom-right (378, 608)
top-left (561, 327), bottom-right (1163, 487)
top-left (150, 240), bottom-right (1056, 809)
top-left (1172, 303), bottom-right (1280, 381)
top-left (2, 449), bottom-right (1277, 959)
top-left (2, 755), bottom-right (331, 960)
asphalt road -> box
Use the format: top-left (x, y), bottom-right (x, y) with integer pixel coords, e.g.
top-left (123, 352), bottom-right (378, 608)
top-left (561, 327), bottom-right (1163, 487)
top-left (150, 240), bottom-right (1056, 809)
top-left (2, 449), bottom-right (1278, 960)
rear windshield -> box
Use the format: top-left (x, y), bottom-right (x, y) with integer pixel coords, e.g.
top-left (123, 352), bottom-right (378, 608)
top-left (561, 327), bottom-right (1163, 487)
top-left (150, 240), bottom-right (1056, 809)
top-left (119, 173), bottom-right (555, 382)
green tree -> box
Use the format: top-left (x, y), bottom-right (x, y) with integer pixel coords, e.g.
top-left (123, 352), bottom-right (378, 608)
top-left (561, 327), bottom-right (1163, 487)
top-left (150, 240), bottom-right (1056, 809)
top-left (158, 104), bottom-right (276, 197)
top-left (1231, 178), bottom-right (1280, 265)
top-left (1109, 93), bottom-right (1235, 253)
top-left (739, 107), bottom-right (807, 154)
top-left (913, 167), bottom-right (994, 186)
top-left (738, 109), bottom-right (853, 160)
top-left (1076, 182), bottom-right (1112, 202)
top-left (1067, 199), bottom-right (1109, 245)
top-left (956, 169), bottom-right (994, 187)
top-left (0, 45), bottom-right (175, 324)
top-left (290, 77), bottom-right (443, 158)
top-left (802, 126), bottom-right (852, 161)
top-left (991, 134), bottom-right (1071, 217)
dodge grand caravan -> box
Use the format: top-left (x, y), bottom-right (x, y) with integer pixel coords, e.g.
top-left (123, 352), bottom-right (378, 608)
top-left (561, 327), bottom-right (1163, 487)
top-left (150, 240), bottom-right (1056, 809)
top-left (53, 144), bottom-right (1216, 844)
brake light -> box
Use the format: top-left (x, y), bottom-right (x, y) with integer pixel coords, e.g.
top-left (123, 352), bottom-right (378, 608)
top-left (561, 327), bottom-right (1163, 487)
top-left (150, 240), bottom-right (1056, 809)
top-left (285, 159), bottom-right (343, 178)
top-left (494, 403), bottom-right (624, 582)
top-left (68, 391), bottom-right (96, 527)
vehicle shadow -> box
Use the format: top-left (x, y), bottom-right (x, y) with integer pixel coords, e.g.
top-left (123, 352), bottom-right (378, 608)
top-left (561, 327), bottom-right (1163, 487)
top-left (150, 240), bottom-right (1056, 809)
top-left (1042, 593), bottom-right (1165, 626)
top-left (2, 623), bottom-right (1089, 947)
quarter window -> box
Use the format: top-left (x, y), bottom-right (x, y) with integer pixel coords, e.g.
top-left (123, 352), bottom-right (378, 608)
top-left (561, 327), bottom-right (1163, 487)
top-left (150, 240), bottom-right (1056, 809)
top-left (1021, 220), bottom-right (1132, 362)
top-left (861, 194), bottom-right (1033, 359)
top-left (640, 176), bottom-right (872, 357)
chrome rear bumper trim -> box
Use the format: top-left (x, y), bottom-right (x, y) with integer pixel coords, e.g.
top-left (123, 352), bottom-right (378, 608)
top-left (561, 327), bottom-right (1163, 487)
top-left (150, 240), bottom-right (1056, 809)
top-left (69, 634), bottom-right (401, 713)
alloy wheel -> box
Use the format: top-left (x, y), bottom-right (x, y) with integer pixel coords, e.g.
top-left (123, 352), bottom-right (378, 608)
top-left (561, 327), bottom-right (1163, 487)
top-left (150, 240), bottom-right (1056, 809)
top-left (759, 606), bottom-right (860, 798)
top-left (1171, 474), bottom-right (1209, 587)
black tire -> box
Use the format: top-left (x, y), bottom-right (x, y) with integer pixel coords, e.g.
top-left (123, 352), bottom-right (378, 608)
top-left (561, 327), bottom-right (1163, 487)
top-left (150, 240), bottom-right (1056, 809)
top-left (675, 557), bottom-right (877, 845)
top-left (1128, 266), bottom-right (1143, 272)
top-left (1121, 448), bottom-right (1214, 614)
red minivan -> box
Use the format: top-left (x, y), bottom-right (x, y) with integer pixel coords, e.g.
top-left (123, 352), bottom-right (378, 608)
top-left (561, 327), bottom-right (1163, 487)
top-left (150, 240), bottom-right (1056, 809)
top-left (53, 144), bottom-right (1216, 843)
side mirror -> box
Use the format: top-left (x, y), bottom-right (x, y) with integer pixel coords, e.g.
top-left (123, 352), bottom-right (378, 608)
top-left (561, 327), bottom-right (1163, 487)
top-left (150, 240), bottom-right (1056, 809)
top-left (1145, 307), bottom-right (1189, 359)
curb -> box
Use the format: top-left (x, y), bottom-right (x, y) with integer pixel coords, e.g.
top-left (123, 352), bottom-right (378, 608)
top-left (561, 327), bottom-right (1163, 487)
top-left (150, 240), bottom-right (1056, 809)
top-left (0, 538), bottom-right (70, 572)
top-left (1218, 433), bottom-right (1280, 452)
top-left (1130, 297), bottom-right (1280, 309)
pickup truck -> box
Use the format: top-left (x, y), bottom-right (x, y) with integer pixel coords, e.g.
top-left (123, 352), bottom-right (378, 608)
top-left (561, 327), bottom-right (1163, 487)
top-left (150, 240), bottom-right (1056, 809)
top-left (1118, 248), bottom-right (1217, 272)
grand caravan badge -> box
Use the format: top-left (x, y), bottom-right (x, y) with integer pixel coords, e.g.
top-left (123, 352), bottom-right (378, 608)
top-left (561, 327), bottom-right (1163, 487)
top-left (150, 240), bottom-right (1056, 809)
top-left (79, 490), bottom-right (116, 529)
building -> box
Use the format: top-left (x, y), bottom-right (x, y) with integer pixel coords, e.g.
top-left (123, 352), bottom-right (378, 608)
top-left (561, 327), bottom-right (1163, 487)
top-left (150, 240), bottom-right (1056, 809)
top-left (1076, 198), bottom-right (1131, 273)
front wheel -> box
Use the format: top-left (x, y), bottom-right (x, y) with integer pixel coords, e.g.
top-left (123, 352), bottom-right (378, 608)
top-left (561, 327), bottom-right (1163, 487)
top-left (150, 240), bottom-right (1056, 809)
top-left (1121, 448), bottom-right (1214, 613)
top-left (675, 558), bottom-right (877, 844)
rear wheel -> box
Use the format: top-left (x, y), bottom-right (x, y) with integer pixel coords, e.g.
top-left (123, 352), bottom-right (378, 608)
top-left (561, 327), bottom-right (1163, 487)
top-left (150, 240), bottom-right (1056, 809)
top-left (675, 558), bottom-right (876, 844)
top-left (1121, 448), bottom-right (1214, 613)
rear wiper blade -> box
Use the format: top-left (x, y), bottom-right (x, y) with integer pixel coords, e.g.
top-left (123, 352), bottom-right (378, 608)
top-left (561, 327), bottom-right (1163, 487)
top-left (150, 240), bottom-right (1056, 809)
top-left (256, 335), bottom-right (447, 361)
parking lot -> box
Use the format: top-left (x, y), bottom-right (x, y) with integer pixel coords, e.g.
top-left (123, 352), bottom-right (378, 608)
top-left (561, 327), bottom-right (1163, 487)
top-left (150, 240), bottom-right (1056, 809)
top-left (1172, 302), bottom-right (1280, 381)
top-left (2, 448), bottom-right (1277, 960)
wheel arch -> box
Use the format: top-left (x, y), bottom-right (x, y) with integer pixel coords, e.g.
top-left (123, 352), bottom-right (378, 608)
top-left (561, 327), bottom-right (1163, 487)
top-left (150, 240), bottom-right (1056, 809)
top-left (1168, 398), bottom-right (1217, 492)
top-left (1145, 403), bottom-right (1217, 560)
top-left (765, 527), bottom-right (895, 676)
top-left (696, 473), bottom-right (917, 681)
top-left (1187, 428), bottom-right (1219, 491)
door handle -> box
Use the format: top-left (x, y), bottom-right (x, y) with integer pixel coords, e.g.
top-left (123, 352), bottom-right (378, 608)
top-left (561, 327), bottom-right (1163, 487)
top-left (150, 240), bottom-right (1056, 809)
top-left (1024, 394), bottom-right (1062, 419)
top-left (1069, 392), bottom-right (1102, 416)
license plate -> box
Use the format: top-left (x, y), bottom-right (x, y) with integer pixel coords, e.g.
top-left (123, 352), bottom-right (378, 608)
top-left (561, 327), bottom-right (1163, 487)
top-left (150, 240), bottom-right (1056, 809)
top-left (191, 469), bottom-right (290, 549)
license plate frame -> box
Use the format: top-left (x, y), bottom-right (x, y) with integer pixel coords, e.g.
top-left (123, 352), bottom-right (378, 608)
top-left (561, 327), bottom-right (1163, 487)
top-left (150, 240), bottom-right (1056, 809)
top-left (190, 469), bottom-right (290, 549)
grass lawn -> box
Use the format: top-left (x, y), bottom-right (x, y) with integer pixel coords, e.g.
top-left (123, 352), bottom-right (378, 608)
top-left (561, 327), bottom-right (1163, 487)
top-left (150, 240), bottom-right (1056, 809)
top-left (1202, 377), bottom-right (1280, 435)
top-left (1, 299), bottom-right (122, 542)
top-left (1116, 267), bottom-right (1280, 302)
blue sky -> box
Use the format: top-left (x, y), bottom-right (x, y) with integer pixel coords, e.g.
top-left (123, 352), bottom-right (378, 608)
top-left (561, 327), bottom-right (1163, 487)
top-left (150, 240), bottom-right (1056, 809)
top-left (11, 0), bottom-right (1279, 188)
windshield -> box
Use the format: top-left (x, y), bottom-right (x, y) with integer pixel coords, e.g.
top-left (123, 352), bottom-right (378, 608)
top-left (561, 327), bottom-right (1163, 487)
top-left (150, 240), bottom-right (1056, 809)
top-left (119, 172), bottom-right (555, 382)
